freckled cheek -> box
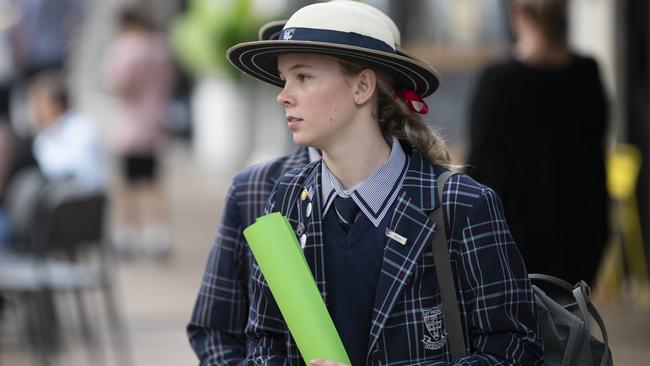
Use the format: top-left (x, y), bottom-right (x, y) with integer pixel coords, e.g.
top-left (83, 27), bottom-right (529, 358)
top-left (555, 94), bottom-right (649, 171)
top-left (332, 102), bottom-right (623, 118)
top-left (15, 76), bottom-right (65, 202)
top-left (329, 104), bottom-right (337, 124)
top-left (312, 96), bottom-right (335, 124)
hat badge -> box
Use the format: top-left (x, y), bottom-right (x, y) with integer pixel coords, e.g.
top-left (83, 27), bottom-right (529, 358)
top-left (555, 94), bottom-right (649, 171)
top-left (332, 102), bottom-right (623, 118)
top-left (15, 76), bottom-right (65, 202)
top-left (281, 28), bottom-right (295, 40)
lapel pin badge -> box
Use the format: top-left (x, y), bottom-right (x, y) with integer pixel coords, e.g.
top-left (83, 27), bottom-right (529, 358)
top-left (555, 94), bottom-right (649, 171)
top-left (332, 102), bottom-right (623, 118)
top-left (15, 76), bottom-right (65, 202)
top-left (296, 223), bottom-right (305, 237)
top-left (385, 228), bottom-right (408, 246)
top-left (300, 188), bottom-right (309, 201)
top-left (299, 233), bottom-right (307, 249)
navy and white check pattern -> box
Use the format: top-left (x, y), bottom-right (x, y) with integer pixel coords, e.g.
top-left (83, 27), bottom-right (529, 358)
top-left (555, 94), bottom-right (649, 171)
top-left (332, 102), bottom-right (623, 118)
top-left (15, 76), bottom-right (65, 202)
top-left (248, 142), bottom-right (544, 365)
top-left (322, 137), bottom-right (407, 227)
top-left (187, 147), bottom-right (311, 365)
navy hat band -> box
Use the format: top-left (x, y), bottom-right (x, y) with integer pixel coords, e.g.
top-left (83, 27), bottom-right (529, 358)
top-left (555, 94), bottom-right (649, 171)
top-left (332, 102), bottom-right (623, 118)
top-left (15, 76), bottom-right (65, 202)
top-left (279, 27), bottom-right (395, 54)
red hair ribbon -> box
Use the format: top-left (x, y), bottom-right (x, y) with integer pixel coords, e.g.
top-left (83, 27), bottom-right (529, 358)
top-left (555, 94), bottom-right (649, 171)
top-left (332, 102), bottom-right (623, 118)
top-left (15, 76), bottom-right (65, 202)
top-left (393, 89), bottom-right (429, 114)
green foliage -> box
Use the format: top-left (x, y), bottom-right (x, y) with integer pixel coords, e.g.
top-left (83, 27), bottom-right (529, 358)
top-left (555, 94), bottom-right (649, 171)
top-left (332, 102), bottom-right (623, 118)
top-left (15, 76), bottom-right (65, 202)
top-left (171, 0), bottom-right (263, 78)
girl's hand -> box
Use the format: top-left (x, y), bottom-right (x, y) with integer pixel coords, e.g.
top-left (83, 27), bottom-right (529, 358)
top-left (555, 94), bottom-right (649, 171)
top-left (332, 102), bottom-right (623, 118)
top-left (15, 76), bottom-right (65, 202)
top-left (310, 359), bottom-right (348, 366)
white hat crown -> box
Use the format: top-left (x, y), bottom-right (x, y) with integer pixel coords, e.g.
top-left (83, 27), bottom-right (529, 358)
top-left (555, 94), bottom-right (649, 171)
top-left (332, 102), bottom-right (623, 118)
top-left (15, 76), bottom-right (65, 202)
top-left (281, 2), bottom-right (396, 52)
top-left (330, 0), bottom-right (401, 46)
top-left (259, 1), bottom-right (402, 47)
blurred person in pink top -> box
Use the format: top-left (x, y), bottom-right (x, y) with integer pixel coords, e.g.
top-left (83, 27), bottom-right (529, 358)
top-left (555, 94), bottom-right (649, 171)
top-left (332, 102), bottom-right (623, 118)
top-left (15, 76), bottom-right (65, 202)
top-left (104, 7), bottom-right (174, 259)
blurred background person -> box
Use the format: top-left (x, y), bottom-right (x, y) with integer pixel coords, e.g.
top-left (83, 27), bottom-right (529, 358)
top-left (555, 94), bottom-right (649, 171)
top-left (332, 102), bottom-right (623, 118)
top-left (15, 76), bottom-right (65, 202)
top-left (5, 0), bottom-right (85, 138)
top-left (1, 71), bottom-right (107, 348)
top-left (103, 7), bottom-right (175, 259)
top-left (28, 71), bottom-right (106, 191)
top-left (466, 0), bottom-right (609, 285)
top-left (7, 0), bottom-right (84, 78)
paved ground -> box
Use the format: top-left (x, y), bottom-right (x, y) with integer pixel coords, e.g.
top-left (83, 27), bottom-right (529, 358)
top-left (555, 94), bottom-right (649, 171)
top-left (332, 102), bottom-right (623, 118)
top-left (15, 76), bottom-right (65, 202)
top-left (2, 148), bottom-right (649, 365)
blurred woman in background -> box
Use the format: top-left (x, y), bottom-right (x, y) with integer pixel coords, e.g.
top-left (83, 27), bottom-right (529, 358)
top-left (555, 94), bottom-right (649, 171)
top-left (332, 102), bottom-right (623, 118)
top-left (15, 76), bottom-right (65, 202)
top-left (104, 7), bottom-right (175, 259)
top-left (467, 0), bottom-right (609, 285)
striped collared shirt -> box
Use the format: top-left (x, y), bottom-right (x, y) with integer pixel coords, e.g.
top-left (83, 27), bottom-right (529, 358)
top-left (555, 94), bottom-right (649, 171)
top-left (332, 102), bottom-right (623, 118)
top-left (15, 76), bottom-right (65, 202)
top-left (321, 137), bottom-right (408, 227)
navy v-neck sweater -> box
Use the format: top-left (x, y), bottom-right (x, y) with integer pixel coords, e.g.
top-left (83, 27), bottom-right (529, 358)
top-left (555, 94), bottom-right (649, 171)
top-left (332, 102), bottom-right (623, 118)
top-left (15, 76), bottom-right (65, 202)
top-left (323, 209), bottom-right (389, 366)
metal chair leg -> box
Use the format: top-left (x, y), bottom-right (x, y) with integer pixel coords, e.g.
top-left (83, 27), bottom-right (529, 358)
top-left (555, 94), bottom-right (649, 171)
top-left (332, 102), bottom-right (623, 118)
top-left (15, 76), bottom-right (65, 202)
top-left (27, 291), bottom-right (53, 366)
top-left (101, 281), bottom-right (133, 366)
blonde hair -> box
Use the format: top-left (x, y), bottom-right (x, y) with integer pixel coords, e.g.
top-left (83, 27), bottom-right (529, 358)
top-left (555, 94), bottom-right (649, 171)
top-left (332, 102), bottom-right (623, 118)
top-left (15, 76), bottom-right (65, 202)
top-left (516, 0), bottom-right (568, 45)
top-left (337, 59), bottom-right (451, 167)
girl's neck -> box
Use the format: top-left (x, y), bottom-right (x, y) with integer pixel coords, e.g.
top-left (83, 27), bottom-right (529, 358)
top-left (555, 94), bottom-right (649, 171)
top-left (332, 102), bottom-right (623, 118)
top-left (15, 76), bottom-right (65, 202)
top-left (321, 124), bottom-right (391, 190)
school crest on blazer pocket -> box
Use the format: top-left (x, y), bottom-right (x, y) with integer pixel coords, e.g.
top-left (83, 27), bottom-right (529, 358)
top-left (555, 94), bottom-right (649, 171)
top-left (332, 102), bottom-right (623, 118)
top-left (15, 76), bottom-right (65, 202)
top-left (421, 305), bottom-right (447, 350)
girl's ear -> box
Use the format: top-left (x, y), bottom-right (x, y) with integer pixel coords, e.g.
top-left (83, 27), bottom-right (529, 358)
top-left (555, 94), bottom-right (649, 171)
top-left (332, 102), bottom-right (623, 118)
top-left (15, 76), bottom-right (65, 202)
top-left (353, 69), bottom-right (377, 106)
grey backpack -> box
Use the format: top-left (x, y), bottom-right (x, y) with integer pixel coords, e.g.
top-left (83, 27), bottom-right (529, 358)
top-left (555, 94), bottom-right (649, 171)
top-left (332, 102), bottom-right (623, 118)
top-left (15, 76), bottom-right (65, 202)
top-left (530, 274), bottom-right (612, 366)
top-left (431, 171), bottom-right (613, 366)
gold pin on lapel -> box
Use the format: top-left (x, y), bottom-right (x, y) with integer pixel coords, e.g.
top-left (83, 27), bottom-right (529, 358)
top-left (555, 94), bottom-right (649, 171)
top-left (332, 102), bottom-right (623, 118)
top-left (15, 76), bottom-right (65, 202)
top-left (300, 188), bottom-right (309, 201)
top-left (385, 228), bottom-right (408, 246)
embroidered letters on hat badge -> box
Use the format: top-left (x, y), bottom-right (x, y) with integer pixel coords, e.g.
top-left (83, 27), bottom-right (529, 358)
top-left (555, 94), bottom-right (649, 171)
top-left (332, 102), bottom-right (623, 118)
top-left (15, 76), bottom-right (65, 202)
top-left (281, 28), bottom-right (295, 40)
top-left (421, 305), bottom-right (447, 350)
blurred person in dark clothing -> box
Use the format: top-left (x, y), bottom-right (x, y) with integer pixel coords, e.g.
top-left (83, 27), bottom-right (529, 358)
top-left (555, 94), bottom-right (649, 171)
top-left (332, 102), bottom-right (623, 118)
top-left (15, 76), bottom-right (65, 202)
top-left (104, 7), bottom-right (174, 259)
top-left (466, 0), bottom-right (609, 285)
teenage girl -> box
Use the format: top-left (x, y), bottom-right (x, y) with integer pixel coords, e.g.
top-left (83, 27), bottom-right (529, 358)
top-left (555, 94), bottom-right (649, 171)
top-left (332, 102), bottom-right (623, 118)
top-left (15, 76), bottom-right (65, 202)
top-left (227, 2), bottom-right (544, 365)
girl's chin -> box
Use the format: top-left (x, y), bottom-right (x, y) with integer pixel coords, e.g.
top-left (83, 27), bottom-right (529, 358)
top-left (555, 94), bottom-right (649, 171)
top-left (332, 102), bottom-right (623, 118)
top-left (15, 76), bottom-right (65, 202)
top-left (292, 133), bottom-right (310, 146)
top-left (293, 133), bottom-right (331, 151)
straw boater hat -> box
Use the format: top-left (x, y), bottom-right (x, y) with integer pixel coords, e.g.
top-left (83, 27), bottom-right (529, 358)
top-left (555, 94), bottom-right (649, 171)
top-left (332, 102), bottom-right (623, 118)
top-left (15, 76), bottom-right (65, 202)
top-left (227, 1), bottom-right (440, 98)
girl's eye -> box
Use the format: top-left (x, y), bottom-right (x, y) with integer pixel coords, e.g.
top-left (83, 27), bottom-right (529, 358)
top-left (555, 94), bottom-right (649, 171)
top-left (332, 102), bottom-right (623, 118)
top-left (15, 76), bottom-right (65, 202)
top-left (298, 74), bottom-right (311, 82)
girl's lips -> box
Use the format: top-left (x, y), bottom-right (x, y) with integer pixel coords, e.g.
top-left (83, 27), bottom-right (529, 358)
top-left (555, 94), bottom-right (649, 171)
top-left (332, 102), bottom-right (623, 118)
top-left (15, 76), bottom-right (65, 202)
top-left (287, 117), bottom-right (303, 129)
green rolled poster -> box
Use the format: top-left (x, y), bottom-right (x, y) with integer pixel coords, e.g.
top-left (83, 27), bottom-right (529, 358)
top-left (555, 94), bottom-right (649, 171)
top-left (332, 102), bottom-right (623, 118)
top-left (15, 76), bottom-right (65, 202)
top-left (243, 212), bottom-right (350, 366)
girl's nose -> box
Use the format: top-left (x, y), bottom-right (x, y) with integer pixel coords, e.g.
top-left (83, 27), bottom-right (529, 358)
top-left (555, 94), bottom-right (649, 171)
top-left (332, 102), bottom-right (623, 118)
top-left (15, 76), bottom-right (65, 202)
top-left (276, 85), bottom-right (295, 107)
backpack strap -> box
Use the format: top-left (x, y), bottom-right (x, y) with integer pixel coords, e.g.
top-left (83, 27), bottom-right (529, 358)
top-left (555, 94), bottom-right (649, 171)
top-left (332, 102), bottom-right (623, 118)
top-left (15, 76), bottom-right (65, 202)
top-left (429, 170), bottom-right (467, 361)
top-left (572, 283), bottom-right (592, 335)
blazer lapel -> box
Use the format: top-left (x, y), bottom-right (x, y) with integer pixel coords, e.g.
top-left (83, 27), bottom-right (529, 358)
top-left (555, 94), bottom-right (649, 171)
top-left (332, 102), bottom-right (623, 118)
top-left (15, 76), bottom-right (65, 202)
top-left (292, 161), bottom-right (328, 301)
top-left (366, 148), bottom-right (440, 355)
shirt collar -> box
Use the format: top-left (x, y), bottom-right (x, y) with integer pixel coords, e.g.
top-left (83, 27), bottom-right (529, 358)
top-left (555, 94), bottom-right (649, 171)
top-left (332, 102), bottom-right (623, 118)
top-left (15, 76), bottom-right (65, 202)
top-left (308, 147), bottom-right (321, 163)
top-left (321, 137), bottom-right (408, 227)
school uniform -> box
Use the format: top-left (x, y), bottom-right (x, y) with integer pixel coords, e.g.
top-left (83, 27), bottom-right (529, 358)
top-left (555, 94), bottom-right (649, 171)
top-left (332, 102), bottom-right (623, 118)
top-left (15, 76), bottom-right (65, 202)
top-left (244, 140), bottom-right (544, 365)
top-left (187, 147), bottom-right (311, 365)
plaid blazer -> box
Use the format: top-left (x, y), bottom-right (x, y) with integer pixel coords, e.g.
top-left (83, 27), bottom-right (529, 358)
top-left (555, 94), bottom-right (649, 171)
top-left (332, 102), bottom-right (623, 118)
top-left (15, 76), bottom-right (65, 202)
top-left (188, 147), bottom-right (311, 365)
top-left (245, 143), bottom-right (544, 365)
